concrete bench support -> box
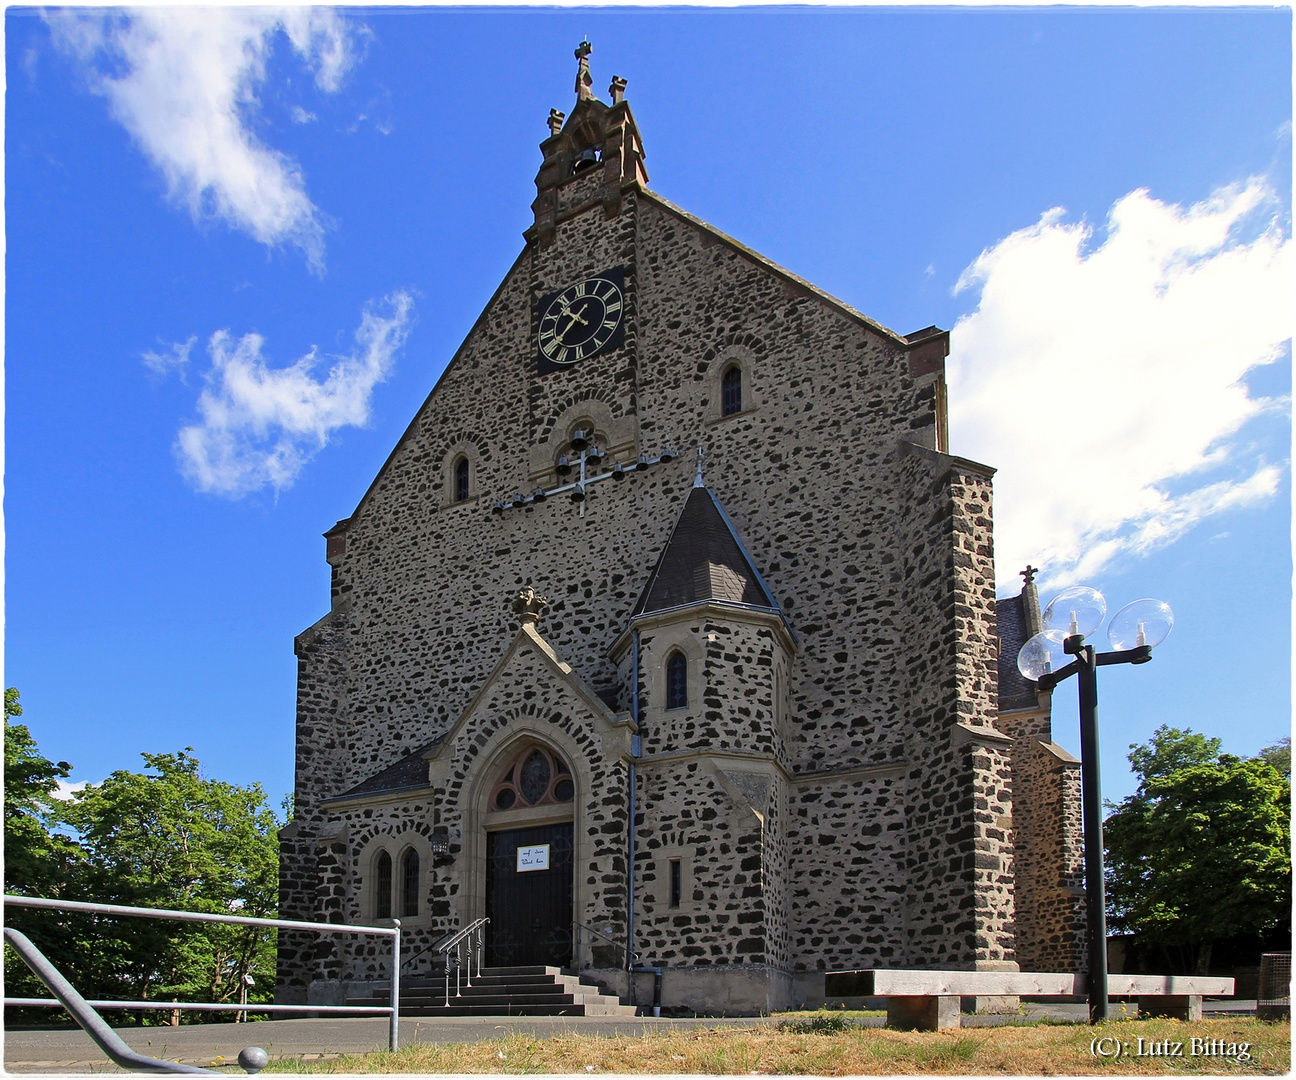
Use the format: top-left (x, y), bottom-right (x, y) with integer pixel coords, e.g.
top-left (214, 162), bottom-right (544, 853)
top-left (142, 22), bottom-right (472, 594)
top-left (887, 995), bottom-right (960, 1031)
top-left (824, 970), bottom-right (1233, 1030)
top-left (1138, 994), bottom-right (1202, 1021)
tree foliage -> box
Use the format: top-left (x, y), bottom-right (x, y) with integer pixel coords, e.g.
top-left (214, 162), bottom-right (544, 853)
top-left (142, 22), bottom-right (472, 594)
top-left (4, 687), bottom-right (78, 898)
top-left (4, 690), bottom-right (282, 1023)
top-left (1105, 725), bottom-right (1292, 975)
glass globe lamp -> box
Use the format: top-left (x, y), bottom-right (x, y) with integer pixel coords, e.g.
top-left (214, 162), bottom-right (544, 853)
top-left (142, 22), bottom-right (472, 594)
top-left (1042, 586), bottom-right (1107, 639)
top-left (1017, 629), bottom-right (1070, 682)
top-left (1107, 598), bottom-right (1174, 651)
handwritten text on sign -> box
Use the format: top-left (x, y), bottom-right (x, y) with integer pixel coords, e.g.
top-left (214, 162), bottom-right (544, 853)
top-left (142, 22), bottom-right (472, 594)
top-left (516, 844), bottom-right (550, 872)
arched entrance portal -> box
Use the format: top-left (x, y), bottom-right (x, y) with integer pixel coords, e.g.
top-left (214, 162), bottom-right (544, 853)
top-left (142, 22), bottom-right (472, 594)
top-left (483, 743), bottom-right (576, 967)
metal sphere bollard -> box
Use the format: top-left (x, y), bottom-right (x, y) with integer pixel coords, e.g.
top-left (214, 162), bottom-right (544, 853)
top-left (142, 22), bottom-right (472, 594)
top-left (238, 1046), bottom-right (270, 1075)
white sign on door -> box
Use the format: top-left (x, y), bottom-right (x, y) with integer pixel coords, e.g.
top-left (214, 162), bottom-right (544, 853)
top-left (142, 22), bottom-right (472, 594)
top-left (516, 844), bottom-right (550, 872)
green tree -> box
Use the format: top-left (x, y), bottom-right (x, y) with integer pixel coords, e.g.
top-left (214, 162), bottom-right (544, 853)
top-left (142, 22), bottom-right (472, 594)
top-left (53, 749), bottom-right (282, 1013)
top-left (1105, 726), bottom-right (1292, 975)
top-left (1258, 736), bottom-right (1291, 776)
top-left (4, 687), bottom-right (79, 897)
top-left (4, 688), bottom-right (87, 1018)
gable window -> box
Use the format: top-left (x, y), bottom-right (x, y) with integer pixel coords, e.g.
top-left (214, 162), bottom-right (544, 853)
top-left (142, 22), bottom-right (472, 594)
top-left (666, 651), bottom-right (688, 710)
top-left (489, 745), bottom-right (576, 813)
top-left (454, 457), bottom-right (470, 502)
top-left (375, 850), bottom-right (393, 920)
top-left (721, 365), bottom-right (742, 417)
top-left (669, 858), bottom-right (682, 908)
top-left (401, 849), bottom-right (420, 917)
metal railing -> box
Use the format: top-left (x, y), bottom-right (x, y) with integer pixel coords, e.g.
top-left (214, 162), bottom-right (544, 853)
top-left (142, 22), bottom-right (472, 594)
top-left (575, 924), bottom-right (660, 1016)
top-left (575, 922), bottom-right (638, 969)
top-left (436, 917), bottom-right (488, 1005)
top-left (4, 927), bottom-right (228, 1075)
top-left (4, 894), bottom-right (403, 1053)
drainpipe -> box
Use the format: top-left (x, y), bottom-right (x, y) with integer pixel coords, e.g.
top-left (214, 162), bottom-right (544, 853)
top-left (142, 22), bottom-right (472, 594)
top-left (626, 629), bottom-right (641, 981)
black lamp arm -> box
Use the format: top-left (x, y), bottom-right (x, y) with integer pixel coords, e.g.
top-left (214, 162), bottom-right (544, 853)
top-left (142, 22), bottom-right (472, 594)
top-left (1035, 658), bottom-right (1081, 692)
top-left (1096, 644), bottom-right (1153, 667)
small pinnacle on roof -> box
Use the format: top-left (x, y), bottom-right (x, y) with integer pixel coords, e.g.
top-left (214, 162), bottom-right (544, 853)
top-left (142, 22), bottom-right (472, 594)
top-left (547, 108), bottom-right (565, 136)
top-left (1020, 565), bottom-right (1039, 585)
top-left (694, 447), bottom-right (706, 488)
top-left (574, 40), bottom-right (595, 101)
top-left (609, 75), bottom-right (627, 104)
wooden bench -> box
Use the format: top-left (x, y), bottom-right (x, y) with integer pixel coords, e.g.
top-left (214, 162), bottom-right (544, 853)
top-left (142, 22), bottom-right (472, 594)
top-left (824, 970), bottom-right (1236, 1030)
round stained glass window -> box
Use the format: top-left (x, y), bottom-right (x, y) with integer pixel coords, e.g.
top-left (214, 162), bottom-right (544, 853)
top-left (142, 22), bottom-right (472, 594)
top-left (519, 750), bottom-right (551, 804)
top-left (554, 778), bottom-right (574, 802)
top-left (495, 788), bottom-right (516, 810)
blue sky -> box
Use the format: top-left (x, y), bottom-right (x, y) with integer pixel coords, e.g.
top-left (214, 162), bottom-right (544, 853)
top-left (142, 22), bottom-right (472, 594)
top-left (5, 7), bottom-right (1291, 814)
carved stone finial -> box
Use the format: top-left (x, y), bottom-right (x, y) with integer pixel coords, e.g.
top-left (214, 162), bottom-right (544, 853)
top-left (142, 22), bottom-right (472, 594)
top-left (1020, 565), bottom-right (1039, 586)
top-left (547, 108), bottom-right (565, 136)
top-left (513, 587), bottom-right (549, 625)
top-left (609, 75), bottom-right (627, 105)
top-left (574, 40), bottom-right (595, 101)
top-left (694, 446), bottom-right (706, 489)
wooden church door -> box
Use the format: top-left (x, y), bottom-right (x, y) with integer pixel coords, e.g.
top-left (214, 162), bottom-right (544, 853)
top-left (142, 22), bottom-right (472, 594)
top-left (485, 822), bottom-right (574, 967)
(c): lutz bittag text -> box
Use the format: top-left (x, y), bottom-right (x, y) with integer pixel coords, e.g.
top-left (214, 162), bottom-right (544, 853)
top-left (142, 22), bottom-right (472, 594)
top-left (1091, 1036), bottom-right (1252, 1061)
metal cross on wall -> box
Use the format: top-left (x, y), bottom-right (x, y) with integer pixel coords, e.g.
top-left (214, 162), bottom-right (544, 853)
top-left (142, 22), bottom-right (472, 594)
top-left (492, 431), bottom-right (682, 518)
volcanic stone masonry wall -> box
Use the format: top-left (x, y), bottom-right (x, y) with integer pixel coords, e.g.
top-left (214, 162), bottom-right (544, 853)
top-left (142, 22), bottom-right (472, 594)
top-left (278, 158), bottom-right (1018, 999)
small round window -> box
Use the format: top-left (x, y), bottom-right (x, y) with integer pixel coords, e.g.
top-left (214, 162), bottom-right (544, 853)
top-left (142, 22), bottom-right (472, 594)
top-left (489, 745), bottom-right (575, 812)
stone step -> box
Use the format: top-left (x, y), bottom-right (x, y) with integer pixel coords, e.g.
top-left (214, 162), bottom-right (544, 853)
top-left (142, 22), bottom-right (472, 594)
top-left (394, 1001), bottom-right (639, 1017)
top-left (345, 964), bottom-right (632, 1017)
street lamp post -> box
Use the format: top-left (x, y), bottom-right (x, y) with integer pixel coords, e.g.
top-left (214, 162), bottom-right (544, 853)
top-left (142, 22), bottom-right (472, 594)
top-left (1017, 586), bottom-right (1174, 1024)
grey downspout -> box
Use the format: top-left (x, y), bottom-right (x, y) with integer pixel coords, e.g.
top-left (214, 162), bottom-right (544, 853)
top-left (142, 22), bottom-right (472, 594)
top-left (627, 629), bottom-right (641, 979)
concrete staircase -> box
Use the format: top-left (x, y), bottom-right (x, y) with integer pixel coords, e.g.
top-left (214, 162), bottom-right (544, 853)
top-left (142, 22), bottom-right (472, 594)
top-left (349, 965), bottom-right (639, 1016)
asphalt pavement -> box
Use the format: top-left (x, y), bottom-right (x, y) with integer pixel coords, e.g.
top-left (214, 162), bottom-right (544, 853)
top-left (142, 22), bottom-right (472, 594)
top-left (3, 1001), bottom-right (1260, 1074)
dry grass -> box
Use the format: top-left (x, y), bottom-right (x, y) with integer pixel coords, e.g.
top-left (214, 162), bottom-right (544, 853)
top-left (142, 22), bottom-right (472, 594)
top-left (264, 1017), bottom-right (1290, 1075)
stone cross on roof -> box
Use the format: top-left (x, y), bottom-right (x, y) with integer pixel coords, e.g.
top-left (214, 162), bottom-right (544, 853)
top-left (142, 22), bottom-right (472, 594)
top-left (574, 40), bottom-right (595, 101)
top-left (1020, 565), bottom-right (1039, 585)
top-left (512, 587), bottom-right (549, 625)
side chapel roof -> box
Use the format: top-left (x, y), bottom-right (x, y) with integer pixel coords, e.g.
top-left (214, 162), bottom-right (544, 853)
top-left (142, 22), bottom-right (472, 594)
top-left (631, 484), bottom-right (782, 619)
top-left (996, 566), bottom-right (1044, 712)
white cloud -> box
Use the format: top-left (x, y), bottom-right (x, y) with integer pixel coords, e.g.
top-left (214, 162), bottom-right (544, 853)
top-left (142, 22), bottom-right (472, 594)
top-left (291, 106), bottom-right (317, 125)
top-left (142, 335), bottom-right (196, 377)
top-left (178, 292), bottom-right (415, 497)
top-left (47, 8), bottom-right (356, 271)
top-left (52, 779), bottom-right (87, 801)
top-left (947, 179), bottom-right (1292, 592)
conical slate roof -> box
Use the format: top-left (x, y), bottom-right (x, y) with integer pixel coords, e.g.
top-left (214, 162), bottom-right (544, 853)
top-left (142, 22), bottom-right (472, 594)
top-left (632, 487), bottom-right (780, 617)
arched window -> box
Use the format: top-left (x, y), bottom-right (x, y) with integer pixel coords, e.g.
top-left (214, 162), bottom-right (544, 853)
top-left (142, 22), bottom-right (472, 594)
top-left (401, 849), bottom-right (420, 917)
top-left (375, 850), bottom-right (393, 920)
top-left (454, 457), bottom-right (470, 502)
top-left (488, 745), bottom-right (576, 813)
top-left (666, 651), bottom-right (688, 710)
top-left (721, 365), bottom-right (743, 417)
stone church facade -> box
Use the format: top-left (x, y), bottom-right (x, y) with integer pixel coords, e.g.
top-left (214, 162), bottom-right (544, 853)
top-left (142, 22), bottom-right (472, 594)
top-left (276, 44), bottom-right (1085, 1014)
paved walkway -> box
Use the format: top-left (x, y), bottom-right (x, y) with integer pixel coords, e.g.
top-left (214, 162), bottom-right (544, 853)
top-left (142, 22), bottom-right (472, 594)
top-left (4, 1002), bottom-right (1259, 1073)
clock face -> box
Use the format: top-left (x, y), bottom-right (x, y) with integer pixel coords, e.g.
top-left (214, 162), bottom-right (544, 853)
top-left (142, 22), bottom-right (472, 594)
top-left (536, 268), bottom-right (625, 373)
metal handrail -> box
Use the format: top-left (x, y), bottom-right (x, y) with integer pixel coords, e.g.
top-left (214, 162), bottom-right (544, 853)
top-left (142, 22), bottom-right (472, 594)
top-left (5, 926), bottom-right (221, 1075)
top-left (436, 917), bottom-right (488, 1006)
top-left (576, 922), bottom-right (639, 968)
top-left (4, 894), bottom-right (403, 1052)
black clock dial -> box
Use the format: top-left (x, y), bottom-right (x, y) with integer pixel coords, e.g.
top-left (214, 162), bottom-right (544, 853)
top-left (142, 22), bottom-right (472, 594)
top-left (537, 271), bottom-right (624, 371)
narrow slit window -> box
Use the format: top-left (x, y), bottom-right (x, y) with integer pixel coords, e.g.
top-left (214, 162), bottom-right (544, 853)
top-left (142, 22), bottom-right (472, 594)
top-left (401, 850), bottom-right (420, 917)
top-left (669, 858), bottom-right (682, 908)
top-left (375, 851), bottom-right (393, 920)
top-left (454, 457), bottom-right (471, 502)
top-left (666, 652), bottom-right (688, 710)
top-left (721, 365), bottom-right (742, 416)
